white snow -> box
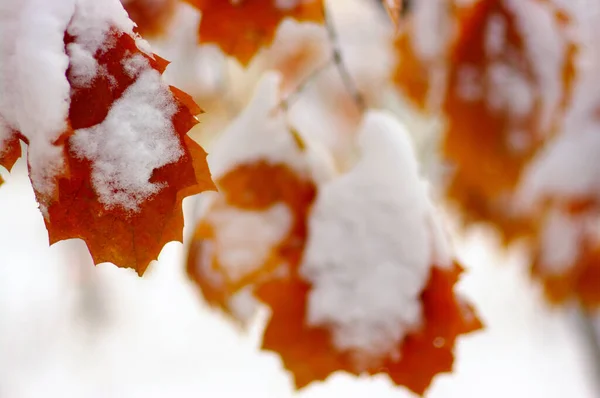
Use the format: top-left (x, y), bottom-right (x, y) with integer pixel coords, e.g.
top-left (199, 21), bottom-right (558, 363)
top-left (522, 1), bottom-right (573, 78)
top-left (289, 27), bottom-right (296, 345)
top-left (503, 0), bottom-right (566, 134)
top-left (70, 68), bottom-right (183, 211)
top-left (0, 0), bottom-right (167, 213)
top-left (0, 0), bottom-right (75, 199)
top-left (300, 111), bottom-right (444, 365)
top-left (67, 0), bottom-right (136, 57)
top-left (516, 123), bottom-right (600, 211)
top-left (66, 42), bottom-right (99, 87)
top-left (201, 198), bottom-right (293, 284)
top-left (207, 72), bottom-right (310, 180)
top-left (537, 208), bottom-right (583, 275)
top-left (122, 53), bottom-right (150, 78)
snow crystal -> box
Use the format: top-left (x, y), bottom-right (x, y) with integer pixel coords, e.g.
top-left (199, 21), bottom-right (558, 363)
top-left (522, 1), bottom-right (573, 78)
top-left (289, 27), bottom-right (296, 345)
top-left (122, 53), bottom-right (150, 78)
top-left (70, 68), bottom-right (183, 211)
top-left (207, 72), bottom-right (310, 180)
top-left (67, 0), bottom-right (135, 56)
top-left (66, 42), bottom-right (99, 87)
top-left (300, 111), bottom-right (445, 365)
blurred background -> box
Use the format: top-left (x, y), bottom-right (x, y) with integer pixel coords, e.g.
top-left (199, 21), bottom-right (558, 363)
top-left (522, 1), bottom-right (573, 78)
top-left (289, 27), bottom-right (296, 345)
top-left (2, 0), bottom-right (600, 396)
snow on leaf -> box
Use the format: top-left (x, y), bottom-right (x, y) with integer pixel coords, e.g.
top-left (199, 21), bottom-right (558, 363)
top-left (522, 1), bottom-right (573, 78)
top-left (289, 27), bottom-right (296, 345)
top-left (0, 0), bottom-right (214, 275)
top-left (184, 0), bottom-right (324, 65)
top-left (186, 72), bottom-right (316, 319)
top-left (530, 204), bottom-right (600, 308)
top-left (393, 0), bottom-right (453, 110)
top-left (441, 0), bottom-right (576, 241)
top-left (256, 111), bottom-right (481, 395)
top-left (186, 95), bottom-right (481, 394)
top-left (393, 0), bottom-right (576, 241)
top-left (258, 262), bottom-right (482, 396)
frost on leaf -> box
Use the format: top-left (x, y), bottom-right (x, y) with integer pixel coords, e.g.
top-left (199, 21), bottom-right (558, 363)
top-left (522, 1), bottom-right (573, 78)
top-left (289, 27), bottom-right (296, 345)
top-left (186, 88), bottom-right (481, 395)
top-left (184, 0), bottom-right (324, 65)
top-left (0, 0), bottom-right (214, 275)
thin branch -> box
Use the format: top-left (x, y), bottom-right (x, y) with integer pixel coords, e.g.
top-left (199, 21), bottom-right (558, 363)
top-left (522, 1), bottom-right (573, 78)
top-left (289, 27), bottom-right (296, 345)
top-left (279, 57), bottom-right (334, 111)
top-left (321, 1), bottom-right (367, 112)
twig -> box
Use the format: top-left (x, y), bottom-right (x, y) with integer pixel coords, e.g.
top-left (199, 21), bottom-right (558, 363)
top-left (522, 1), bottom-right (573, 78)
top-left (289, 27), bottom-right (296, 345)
top-left (321, 1), bottom-right (367, 112)
top-left (279, 57), bottom-right (334, 111)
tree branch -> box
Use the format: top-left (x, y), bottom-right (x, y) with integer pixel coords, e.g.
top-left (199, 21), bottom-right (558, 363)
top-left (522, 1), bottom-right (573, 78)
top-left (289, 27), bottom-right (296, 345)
top-left (279, 57), bottom-right (334, 111)
top-left (321, 1), bottom-right (367, 113)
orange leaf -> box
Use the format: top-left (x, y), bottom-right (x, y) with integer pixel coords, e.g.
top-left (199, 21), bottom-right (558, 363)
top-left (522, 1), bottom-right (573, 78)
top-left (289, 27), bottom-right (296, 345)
top-left (187, 161), bottom-right (316, 315)
top-left (532, 202), bottom-right (600, 308)
top-left (257, 262), bottom-right (482, 396)
top-left (44, 30), bottom-right (215, 275)
top-left (0, 119), bottom-right (22, 185)
top-left (443, 0), bottom-right (576, 239)
top-left (1, 9), bottom-right (215, 275)
top-left (187, 107), bottom-right (481, 395)
top-left (184, 0), bottom-right (324, 65)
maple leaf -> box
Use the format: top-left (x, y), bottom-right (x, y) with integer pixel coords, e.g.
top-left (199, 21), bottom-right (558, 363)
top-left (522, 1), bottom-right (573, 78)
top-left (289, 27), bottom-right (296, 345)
top-left (257, 262), bottom-right (482, 395)
top-left (184, 0), bottom-right (324, 65)
top-left (0, 0), bottom-right (214, 275)
top-left (187, 91), bottom-right (481, 394)
top-left (441, 0), bottom-right (576, 241)
top-left (394, 0), bottom-right (576, 242)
